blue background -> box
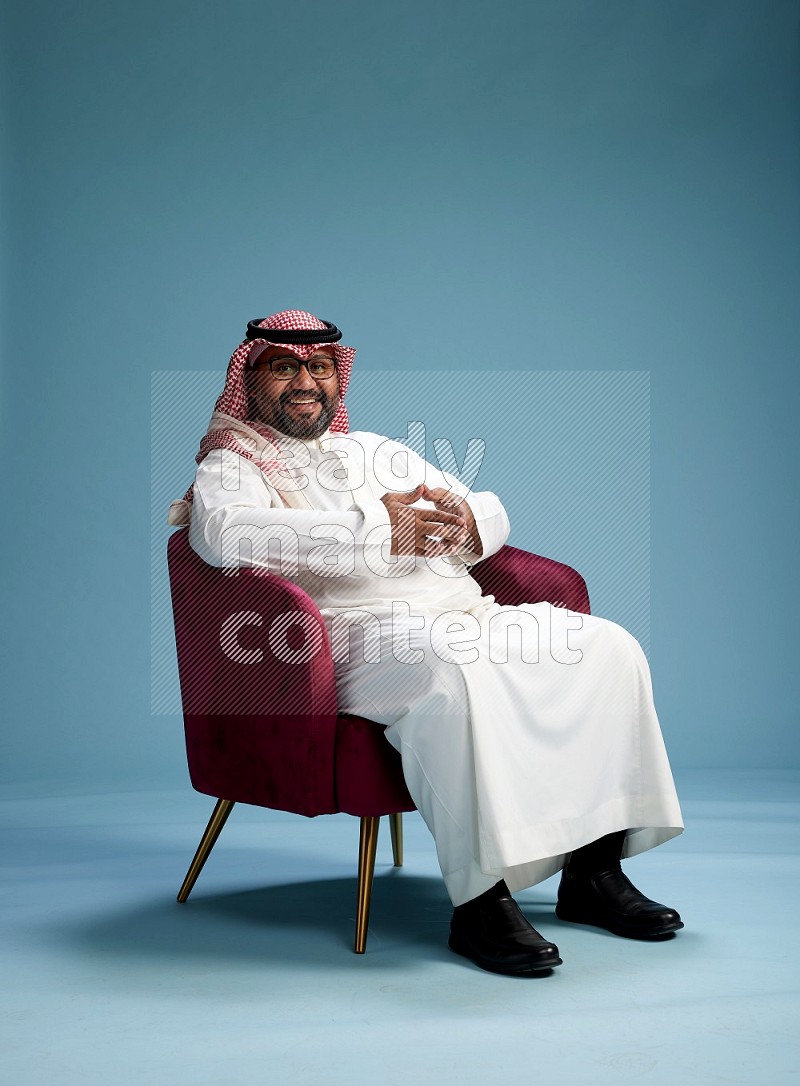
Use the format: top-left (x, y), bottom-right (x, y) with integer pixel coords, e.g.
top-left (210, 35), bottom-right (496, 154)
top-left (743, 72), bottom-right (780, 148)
top-left (2, 0), bottom-right (798, 788)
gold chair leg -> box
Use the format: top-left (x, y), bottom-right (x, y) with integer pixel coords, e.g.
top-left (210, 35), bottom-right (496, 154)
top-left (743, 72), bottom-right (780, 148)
top-left (354, 815), bottom-right (380, 954)
top-left (389, 812), bottom-right (403, 867)
top-left (177, 798), bottom-right (235, 903)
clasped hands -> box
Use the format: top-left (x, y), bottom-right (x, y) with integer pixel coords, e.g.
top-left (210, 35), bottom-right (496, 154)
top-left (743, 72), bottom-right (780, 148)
top-left (380, 483), bottom-right (483, 558)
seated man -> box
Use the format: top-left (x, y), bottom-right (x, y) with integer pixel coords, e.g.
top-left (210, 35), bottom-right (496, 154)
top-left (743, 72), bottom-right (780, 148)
top-left (170, 308), bottom-right (684, 976)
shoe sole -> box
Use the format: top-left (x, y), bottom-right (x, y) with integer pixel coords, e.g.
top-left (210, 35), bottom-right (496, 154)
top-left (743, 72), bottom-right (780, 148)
top-left (555, 903), bottom-right (684, 940)
top-left (448, 933), bottom-right (563, 975)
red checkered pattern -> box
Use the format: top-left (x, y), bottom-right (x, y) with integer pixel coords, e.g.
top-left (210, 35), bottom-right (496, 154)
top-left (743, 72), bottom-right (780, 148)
top-left (178, 310), bottom-right (356, 512)
top-left (214, 310), bottom-right (355, 430)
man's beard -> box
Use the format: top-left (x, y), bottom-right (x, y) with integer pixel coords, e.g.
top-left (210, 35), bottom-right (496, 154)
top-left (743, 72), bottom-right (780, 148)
top-left (272, 388), bottom-right (339, 439)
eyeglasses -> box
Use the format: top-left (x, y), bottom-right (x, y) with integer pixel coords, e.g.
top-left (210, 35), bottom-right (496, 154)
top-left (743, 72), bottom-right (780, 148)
top-left (255, 355), bottom-right (338, 380)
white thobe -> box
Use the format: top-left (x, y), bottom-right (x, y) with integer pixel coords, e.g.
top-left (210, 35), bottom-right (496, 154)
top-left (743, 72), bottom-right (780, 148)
top-left (188, 425), bottom-right (684, 905)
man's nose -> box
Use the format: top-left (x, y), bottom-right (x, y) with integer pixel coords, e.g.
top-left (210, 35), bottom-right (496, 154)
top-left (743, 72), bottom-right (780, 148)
top-left (288, 363), bottom-right (317, 390)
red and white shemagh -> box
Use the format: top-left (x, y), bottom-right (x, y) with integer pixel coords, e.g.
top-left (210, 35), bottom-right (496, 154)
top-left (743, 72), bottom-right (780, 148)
top-left (168, 310), bottom-right (356, 525)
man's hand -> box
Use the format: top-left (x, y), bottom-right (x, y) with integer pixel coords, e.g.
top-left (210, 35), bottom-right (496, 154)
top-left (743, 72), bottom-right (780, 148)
top-left (421, 485), bottom-right (483, 557)
top-left (380, 483), bottom-right (473, 557)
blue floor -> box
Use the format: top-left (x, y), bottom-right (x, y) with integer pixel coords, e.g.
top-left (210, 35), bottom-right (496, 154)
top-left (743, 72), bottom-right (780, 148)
top-left (2, 769), bottom-right (798, 1085)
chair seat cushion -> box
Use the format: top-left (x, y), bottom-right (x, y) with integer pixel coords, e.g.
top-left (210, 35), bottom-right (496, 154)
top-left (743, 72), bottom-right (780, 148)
top-left (334, 714), bottom-right (415, 816)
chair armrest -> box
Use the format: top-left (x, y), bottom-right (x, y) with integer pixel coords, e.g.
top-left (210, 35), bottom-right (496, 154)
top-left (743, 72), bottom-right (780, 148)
top-left (168, 529), bottom-right (338, 814)
top-left (471, 544), bottom-right (591, 613)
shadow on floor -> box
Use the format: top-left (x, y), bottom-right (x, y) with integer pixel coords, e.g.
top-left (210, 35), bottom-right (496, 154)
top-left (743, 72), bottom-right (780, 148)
top-left (55, 872), bottom-right (447, 970)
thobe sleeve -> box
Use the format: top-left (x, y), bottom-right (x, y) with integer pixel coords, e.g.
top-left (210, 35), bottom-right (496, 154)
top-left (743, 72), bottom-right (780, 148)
top-left (187, 448), bottom-right (391, 574)
top-left (373, 440), bottom-right (511, 566)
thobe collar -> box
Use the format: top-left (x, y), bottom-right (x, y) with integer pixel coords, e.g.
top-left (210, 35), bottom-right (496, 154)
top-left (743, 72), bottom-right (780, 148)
top-left (261, 423), bottom-right (334, 460)
top-left (258, 423), bottom-right (362, 511)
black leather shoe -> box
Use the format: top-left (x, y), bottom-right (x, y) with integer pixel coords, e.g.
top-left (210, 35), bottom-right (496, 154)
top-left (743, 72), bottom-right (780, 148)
top-left (449, 884), bottom-right (562, 975)
top-left (556, 867), bottom-right (684, 939)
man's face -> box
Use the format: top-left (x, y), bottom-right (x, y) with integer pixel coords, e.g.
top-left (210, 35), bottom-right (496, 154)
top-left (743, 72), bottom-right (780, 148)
top-left (246, 345), bottom-right (340, 440)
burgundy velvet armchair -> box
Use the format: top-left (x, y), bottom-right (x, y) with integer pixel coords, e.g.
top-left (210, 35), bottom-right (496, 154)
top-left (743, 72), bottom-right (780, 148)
top-left (167, 528), bottom-right (590, 952)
